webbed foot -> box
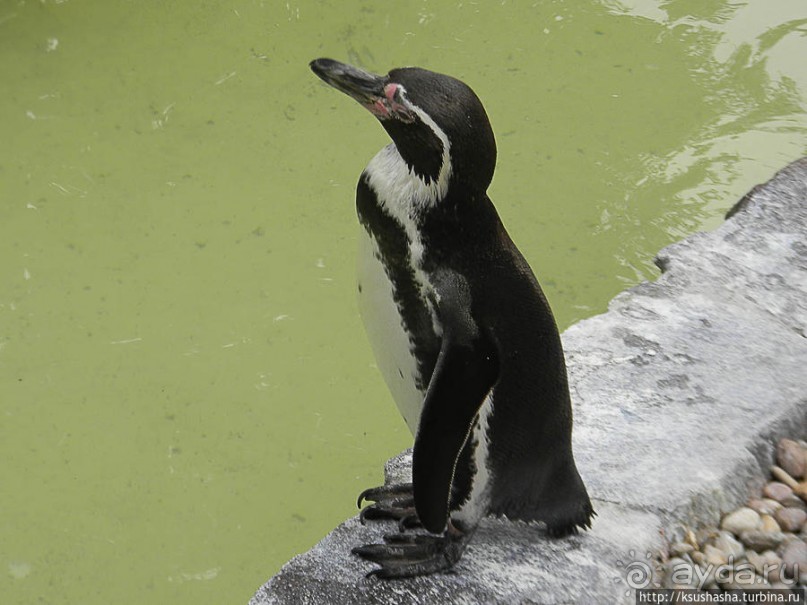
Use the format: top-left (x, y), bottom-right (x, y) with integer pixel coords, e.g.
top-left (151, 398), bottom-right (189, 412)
top-left (352, 520), bottom-right (473, 578)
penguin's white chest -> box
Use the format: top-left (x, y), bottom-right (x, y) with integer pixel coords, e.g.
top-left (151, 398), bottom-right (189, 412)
top-left (356, 229), bottom-right (427, 435)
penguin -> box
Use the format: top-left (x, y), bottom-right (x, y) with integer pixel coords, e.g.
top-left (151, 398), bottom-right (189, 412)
top-left (309, 58), bottom-right (594, 579)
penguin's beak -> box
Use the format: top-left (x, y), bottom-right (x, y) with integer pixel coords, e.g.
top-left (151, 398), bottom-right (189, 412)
top-left (310, 58), bottom-right (386, 102)
top-left (310, 58), bottom-right (414, 123)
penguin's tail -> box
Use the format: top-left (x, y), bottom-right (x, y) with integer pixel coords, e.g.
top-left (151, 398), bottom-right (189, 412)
top-left (489, 455), bottom-right (595, 535)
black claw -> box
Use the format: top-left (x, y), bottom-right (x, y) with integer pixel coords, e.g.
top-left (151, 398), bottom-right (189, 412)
top-left (356, 483), bottom-right (413, 509)
top-left (356, 487), bottom-right (373, 509)
top-left (351, 544), bottom-right (372, 558)
top-left (361, 508), bottom-right (378, 524)
top-left (352, 544), bottom-right (382, 560)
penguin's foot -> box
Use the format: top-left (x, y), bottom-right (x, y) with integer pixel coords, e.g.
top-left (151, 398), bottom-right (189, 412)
top-left (357, 483), bottom-right (420, 529)
top-left (352, 521), bottom-right (472, 578)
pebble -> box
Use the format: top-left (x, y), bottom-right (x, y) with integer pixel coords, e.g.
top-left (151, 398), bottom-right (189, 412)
top-left (740, 529), bottom-right (787, 552)
top-left (695, 562), bottom-right (719, 590)
top-left (747, 550), bottom-right (783, 580)
top-left (664, 557), bottom-right (699, 590)
top-left (774, 507), bottom-right (807, 532)
top-left (777, 438), bottom-right (806, 479)
top-left (780, 494), bottom-right (807, 512)
top-left (763, 481), bottom-right (793, 503)
top-left (719, 568), bottom-right (765, 590)
top-left (695, 528), bottom-right (719, 549)
top-left (766, 551), bottom-right (786, 583)
top-left (669, 541), bottom-right (694, 557)
top-left (703, 544), bottom-right (728, 566)
top-left (711, 531), bottom-right (745, 559)
top-left (779, 533), bottom-right (803, 550)
top-left (780, 540), bottom-right (807, 581)
top-left (748, 498), bottom-right (782, 516)
top-left (720, 507), bottom-right (762, 536)
top-left (760, 513), bottom-right (781, 533)
top-left (660, 437), bottom-right (807, 594)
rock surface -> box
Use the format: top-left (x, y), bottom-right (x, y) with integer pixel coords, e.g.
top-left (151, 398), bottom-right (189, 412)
top-left (251, 158), bottom-right (807, 604)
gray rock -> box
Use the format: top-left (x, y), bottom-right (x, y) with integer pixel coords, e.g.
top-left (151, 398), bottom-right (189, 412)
top-left (255, 499), bottom-right (663, 605)
top-left (250, 159), bottom-right (807, 604)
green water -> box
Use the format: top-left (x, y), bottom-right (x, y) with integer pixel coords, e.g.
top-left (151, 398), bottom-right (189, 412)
top-left (1, 1), bottom-right (805, 603)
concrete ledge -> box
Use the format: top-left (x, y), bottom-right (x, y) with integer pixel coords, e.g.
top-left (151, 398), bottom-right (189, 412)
top-left (251, 158), bottom-right (807, 604)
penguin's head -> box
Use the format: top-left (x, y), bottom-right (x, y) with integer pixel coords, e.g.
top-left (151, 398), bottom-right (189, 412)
top-left (310, 58), bottom-right (497, 199)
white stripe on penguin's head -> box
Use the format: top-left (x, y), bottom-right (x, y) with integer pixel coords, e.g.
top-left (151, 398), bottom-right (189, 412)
top-left (365, 83), bottom-right (453, 210)
top-left (365, 104), bottom-right (452, 211)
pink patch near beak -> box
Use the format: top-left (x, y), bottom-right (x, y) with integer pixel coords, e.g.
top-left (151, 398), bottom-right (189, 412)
top-left (367, 98), bottom-right (391, 118)
top-left (364, 83), bottom-right (413, 122)
top-left (384, 83), bottom-right (399, 102)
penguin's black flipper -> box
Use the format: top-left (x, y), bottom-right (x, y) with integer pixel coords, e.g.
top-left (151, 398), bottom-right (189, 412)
top-left (353, 271), bottom-right (498, 577)
top-left (413, 270), bottom-right (499, 534)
